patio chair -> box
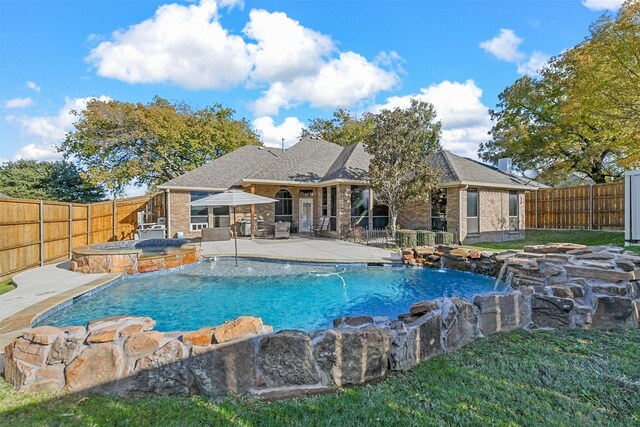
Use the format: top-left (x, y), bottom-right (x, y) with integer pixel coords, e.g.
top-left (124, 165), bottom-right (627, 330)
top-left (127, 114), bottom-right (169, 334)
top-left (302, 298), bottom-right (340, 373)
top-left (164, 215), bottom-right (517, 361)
top-left (274, 221), bottom-right (291, 239)
top-left (310, 216), bottom-right (330, 237)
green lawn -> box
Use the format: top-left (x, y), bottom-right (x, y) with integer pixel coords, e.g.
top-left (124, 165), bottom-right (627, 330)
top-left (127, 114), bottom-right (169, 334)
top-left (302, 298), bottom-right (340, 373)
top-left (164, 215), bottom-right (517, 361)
top-left (1, 329), bottom-right (638, 426)
top-left (0, 279), bottom-right (14, 296)
top-left (465, 229), bottom-right (640, 255)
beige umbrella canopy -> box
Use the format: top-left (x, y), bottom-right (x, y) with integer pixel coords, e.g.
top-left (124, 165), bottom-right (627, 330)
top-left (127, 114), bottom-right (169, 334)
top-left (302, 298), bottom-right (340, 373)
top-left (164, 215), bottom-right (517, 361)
top-left (190, 190), bottom-right (277, 266)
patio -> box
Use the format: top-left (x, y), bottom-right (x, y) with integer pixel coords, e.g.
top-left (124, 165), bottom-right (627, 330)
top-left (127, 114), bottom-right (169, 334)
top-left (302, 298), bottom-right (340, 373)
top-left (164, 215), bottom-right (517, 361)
top-left (201, 236), bottom-right (401, 264)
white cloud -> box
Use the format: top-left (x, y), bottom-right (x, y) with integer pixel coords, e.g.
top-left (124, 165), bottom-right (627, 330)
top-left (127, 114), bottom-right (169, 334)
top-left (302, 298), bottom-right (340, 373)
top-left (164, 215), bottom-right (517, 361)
top-left (253, 52), bottom-right (398, 115)
top-left (374, 80), bottom-right (492, 159)
top-left (252, 116), bottom-right (305, 148)
top-left (244, 9), bottom-right (334, 83)
top-left (479, 29), bottom-right (523, 62)
top-left (6, 96), bottom-right (110, 161)
top-left (88, 0), bottom-right (397, 113)
top-left (3, 97), bottom-right (33, 109)
top-left (26, 81), bottom-right (41, 93)
top-left (480, 29), bottom-right (548, 77)
top-left (13, 96), bottom-right (109, 141)
top-left (88, 0), bottom-right (252, 89)
top-left (517, 51), bottom-right (549, 77)
top-left (12, 143), bottom-right (60, 161)
top-left (582, 0), bottom-right (624, 11)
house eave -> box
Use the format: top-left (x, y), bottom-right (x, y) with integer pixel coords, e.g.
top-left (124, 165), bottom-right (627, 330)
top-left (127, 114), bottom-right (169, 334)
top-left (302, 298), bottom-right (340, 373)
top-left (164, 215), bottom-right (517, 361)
top-left (438, 181), bottom-right (541, 191)
top-left (157, 185), bottom-right (231, 192)
top-left (241, 178), bottom-right (369, 187)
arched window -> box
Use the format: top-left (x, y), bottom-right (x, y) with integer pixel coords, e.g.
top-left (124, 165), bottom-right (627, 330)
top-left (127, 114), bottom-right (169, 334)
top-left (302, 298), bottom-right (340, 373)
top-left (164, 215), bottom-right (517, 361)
top-left (275, 189), bottom-right (293, 223)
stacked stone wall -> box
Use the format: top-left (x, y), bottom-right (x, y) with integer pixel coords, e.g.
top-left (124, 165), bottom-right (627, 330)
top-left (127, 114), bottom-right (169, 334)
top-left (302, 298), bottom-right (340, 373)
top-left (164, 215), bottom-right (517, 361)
top-left (4, 243), bottom-right (640, 399)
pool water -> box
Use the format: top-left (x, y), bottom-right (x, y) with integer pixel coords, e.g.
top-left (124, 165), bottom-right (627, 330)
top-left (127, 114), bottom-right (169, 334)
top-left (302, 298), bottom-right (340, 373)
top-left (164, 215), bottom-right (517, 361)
top-left (39, 259), bottom-right (495, 332)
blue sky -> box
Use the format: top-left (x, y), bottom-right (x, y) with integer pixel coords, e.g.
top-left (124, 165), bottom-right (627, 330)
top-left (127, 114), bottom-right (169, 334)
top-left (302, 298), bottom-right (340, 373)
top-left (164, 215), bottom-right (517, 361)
top-left (0, 0), bottom-right (623, 193)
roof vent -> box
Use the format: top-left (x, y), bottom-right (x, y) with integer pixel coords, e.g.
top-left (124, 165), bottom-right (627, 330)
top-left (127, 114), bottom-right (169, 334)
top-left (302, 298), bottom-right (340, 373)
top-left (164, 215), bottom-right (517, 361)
top-left (498, 158), bottom-right (513, 174)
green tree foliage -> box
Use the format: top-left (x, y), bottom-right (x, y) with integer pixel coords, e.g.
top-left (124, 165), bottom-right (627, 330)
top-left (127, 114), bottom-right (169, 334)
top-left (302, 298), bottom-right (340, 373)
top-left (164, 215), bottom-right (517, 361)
top-left (301, 108), bottom-right (374, 146)
top-left (0, 160), bottom-right (106, 203)
top-left (364, 99), bottom-right (442, 236)
top-left (61, 97), bottom-right (261, 193)
top-left (479, 1), bottom-right (640, 184)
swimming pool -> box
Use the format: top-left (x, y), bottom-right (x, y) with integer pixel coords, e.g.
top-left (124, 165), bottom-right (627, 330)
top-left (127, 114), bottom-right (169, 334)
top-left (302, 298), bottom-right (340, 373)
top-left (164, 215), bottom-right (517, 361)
top-left (38, 259), bottom-right (496, 332)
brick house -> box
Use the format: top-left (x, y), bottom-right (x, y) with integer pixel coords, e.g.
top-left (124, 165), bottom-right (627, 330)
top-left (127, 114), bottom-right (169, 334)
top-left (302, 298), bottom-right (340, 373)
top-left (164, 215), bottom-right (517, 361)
top-left (157, 136), bottom-right (541, 244)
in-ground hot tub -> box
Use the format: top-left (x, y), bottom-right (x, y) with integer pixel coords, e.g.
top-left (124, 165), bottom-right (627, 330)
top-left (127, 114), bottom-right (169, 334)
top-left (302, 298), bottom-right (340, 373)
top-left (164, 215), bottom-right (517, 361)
top-left (70, 239), bottom-right (200, 274)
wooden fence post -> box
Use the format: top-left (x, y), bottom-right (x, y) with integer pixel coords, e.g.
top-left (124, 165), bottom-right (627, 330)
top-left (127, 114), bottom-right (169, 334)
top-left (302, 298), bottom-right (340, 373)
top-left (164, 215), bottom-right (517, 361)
top-left (113, 199), bottom-right (117, 241)
top-left (589, 184), bottom-right (594, 230)
top-left (39, 200), bottom-right (44, 267)
top-left (87, 204), bottom-right (91, 245)
top-left (69, 203), bottom-right (73, 257)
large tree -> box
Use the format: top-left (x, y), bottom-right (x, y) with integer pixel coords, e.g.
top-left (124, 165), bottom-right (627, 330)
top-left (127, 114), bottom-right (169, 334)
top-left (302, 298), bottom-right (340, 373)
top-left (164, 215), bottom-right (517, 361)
top-left (364, 99), bottom-right (442, 237)
top-left (301, 108), bottom-right (373, 146)
top-left (61, 97), bottom-right (261, 194)
top-left (479, 1), bottom-right (640, 184)
top-left (0, 160), bottom-right (106, 203)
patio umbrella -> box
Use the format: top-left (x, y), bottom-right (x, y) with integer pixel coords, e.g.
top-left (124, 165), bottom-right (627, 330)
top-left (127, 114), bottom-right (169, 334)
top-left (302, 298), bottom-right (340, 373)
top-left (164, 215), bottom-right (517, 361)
top-left (190, 190), bottom-right (277, 266)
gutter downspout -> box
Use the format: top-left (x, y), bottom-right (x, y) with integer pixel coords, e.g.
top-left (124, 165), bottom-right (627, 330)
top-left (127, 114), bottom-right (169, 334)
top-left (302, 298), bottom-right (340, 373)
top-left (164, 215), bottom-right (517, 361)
top-left (166, 189), bottom-right (171, 238)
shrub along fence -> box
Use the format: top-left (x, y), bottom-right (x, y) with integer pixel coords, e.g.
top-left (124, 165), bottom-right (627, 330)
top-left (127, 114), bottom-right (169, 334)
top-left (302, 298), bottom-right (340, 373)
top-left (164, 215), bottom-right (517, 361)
top-left (0, 193), bottom-right (165, 281)
top-left (526, 182), bottom-right (624, 230)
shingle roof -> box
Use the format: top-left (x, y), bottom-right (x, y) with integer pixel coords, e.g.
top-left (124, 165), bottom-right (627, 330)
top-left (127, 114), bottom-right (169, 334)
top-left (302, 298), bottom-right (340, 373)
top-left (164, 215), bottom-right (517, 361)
top-left (159, 139), bottom-right (542, 190)
top-left (324, 142), bottom-right (370, 181)
top-left (245, 136), bottom-right (345, 183)
top-left (158, 145), bottom-right (281, 190)
top-left (429, 151), bottom-right (545, 188)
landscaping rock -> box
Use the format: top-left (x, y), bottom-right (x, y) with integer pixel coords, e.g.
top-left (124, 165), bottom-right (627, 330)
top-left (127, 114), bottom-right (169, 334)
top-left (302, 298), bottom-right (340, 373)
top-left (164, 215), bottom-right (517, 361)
top-left (564, 265), bottom-right (635, 282)
top-left (47, 331), bottom-right (85, 365)
top-left (410, 300), bottom-right (439, 316)
top-left (22, 326), bottom-right (64, 345)
top-left (8, 337), bottom-right (48, 367)
top-left (333, 316), bottom-right (374, 328)
top-left (589, 284), bottom-right (628, 296)
top-left (388, 312), bottom-right (443, 371)
top-left (213, 316), bottom-right (266, 343)
top-left (550, 284), bottom-right (585, 299)
top-left (474, 293), bottom-right (531, 335)
top-left (258, 331), bottom-right (319, 387)
top-left (86, 327), bottom-right (119, 343)
top-left (65, 344), bottom-right (125, 392)
top-left (190, 339), bottom-right (256, 395)
top-left (591, 296), bottom-right (636, 329)
top-left (123, 332), bottom-right (162, 358)
top-left (182, 329), bottom-right (214, 346)
top-left (440, 298), bottom-right (479, 352)
top-left (314, 327), bottom-right (391, 386)
top-left (531, 295), bottom-right (574, 329)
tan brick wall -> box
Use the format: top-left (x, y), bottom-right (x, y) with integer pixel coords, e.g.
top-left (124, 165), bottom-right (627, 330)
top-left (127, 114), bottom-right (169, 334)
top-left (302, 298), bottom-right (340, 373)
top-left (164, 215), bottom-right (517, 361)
top-left (447, 187), bottom-right (461, 242)
top-left (397, 200), bottom-right (429, 229)
top-left (457, 187), bottom-right (526, 244)
top-left (336, 184), bottom-right (351, 236)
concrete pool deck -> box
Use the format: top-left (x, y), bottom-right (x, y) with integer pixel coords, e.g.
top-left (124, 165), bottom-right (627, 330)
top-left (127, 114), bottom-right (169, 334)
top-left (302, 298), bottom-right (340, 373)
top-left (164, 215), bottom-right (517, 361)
top-left (201, 236), bottom-right (401, 264)
top-left (0, 238), bottom-right (400, 351)
top-left (0, 263), bottom-right (121, 351)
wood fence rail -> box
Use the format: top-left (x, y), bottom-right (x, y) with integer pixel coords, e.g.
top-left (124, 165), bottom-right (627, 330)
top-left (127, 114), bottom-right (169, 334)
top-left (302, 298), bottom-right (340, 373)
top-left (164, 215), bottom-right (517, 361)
top-left (525, 182), bottom-right (624, 230)
top-left (0, 193), bottom-right (165, 281)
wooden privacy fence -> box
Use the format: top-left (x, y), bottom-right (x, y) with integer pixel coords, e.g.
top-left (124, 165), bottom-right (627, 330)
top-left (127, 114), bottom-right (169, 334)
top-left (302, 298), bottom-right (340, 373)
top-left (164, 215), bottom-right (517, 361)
top-left (525, 182), bottom-right (624, 230)
top-left (0, 193), bottom-right (165, 280)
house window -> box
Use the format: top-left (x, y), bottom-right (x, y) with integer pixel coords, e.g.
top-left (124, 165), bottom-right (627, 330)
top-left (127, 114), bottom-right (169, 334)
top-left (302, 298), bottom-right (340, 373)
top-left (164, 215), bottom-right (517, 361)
top-left (372, 201), bottom-right (389, 229)
top-left (190, 192), bottom-right (209, 231)
top-left (322, 187), bottom-right (328, 216)
top-left (431, 189), bottom-right (447, 231)
top-left (212, 204), bottom-right (230, 228)
top-left (509, 191), bottom-right (519, 231)
top-left (467, 188), bottom-right (479, 235)
top-left (275, 189), bottom-right (293, 223)
top-left (351, 186), bottom-right (369, 229)
top-left (330, 186), bottom-right (337, 231)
